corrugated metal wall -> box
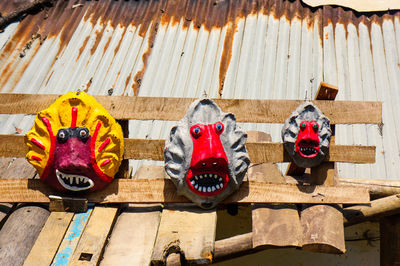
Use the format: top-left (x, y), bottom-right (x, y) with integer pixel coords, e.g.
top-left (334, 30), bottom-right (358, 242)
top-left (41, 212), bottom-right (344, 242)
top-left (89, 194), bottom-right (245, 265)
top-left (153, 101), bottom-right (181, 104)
top-left (0, 0), bottom-right (399, 181)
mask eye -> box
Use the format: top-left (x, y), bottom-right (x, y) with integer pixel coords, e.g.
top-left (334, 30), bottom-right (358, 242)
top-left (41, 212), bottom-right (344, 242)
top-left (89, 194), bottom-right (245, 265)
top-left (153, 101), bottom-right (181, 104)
top-left (78, 128), bottom-right (89, 142)
top-left (57, 129), bottom-right (69, 144)
top-left (300, 122), bottom-right (307, 130)
top-left (215, 122), bottom-right (224, 133)
top-left (191, 126), bottom-right (202, 138)
top-left (312, 123), bottom-right (319, 132)
top-left (79, 129), bottom-right (87, 137)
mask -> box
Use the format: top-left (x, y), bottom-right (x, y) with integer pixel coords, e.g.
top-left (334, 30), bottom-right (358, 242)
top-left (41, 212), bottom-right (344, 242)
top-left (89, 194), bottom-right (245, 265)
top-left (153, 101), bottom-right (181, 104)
top-left (25, 92), bottom-right (124, 192)
top-left (164, 99), bottom-right (250, 209)
top-left (282, 101), bottom-right (331, 168)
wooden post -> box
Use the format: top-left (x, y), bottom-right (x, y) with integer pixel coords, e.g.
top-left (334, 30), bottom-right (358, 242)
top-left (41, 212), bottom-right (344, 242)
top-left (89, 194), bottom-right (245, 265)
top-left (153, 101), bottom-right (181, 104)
top-left (300, 82), bottom-right (345, 254)
top-left (0, 205), bottom-right (50, 265)
top-left (380, 215), bottom-right (400, 266)
top-left (248, 131), bottom-right (302, 248)
top-left (0, 157), bottom-right (50, 265)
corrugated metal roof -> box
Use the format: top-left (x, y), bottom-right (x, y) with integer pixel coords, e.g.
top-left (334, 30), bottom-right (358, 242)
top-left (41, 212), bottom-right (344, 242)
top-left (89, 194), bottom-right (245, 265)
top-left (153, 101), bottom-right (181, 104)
top-left (0, 0), bottom-right (398, 181)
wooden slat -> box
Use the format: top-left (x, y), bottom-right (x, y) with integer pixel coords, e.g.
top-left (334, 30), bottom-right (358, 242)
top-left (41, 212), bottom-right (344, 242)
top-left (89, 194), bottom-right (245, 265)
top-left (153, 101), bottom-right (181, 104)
top-left (0, 93), bottom-right (382, 124)
top-left (24, 212), bottom-right (74, 266)
top-left (0, 179), bottom-right (370, 204)
top-left (151, 205), bottom-right (216, 264)
top-left (69, 206), bottom-right (118, 266)
top-left (0, 134), bottom-right (376, 164)
top-left (52, 207), bottom-right (93, 266)
top-left (101, 204), bottom-right (162, 266)
top-left (101, 165), bottom-right (163, 266)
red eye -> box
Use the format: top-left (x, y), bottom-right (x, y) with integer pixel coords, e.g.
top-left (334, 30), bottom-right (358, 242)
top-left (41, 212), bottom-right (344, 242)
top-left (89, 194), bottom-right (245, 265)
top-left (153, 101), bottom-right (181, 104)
top-left (191, 125), bottom-right (202, 138)
top-left (311, 122), bottom-right (319, 132)
top-left (300, 122), bottom-right (307, 130)
top-left (215, 122), bottom-right (224, 134)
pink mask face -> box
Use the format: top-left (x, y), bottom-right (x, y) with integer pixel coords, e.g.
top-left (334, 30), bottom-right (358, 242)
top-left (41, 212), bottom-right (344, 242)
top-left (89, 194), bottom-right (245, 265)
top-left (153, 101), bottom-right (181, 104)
top-left (295, 121), bottom-right (320, 158)
top-left (164, 99), bottom-right (250, 209)
top-left (25, 92), bottom-right (124, 192)
top-left (186, 123), bottom-right (229, 196)
top-left (282, 102), bottom-right (331, 168)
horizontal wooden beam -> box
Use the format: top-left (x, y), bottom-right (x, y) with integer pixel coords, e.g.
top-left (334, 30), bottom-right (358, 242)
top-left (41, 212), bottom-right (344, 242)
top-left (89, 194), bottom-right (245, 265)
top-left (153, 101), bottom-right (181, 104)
top-left (339, 178), bottom-right (400, 198)
top-left (0, 135), bottom-right (376, 164)
top-left (0, 179), bottom-right (369, 204)
top-left (0, 93), bottom-right (381, 124)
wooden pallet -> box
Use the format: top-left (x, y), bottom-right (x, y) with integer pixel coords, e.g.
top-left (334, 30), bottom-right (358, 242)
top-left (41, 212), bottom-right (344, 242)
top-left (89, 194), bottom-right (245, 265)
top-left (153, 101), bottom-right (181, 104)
top-left (0, 89), bottom-right (381, 264)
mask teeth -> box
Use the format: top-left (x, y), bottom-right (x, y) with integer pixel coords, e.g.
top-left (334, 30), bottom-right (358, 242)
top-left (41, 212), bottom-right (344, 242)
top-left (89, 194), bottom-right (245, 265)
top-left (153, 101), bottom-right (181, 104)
top-left (56, 170), bottom-right (94, 191)
top-left (190, 173), bottom-right (225, 193)
top-left (299, 147), bottom-right (318, 155)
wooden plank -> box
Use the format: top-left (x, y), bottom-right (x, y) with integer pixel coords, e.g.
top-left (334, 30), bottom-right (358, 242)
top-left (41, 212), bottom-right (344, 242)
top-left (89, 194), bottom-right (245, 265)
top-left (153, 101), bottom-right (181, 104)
top-left (69, 206), bottom-right (118, 266)
top-left (301, 205), bottom-right (345, 254)
top-left (101, 165), bottom-right (163, 266)
top-left (0, 206), bottom-right (50, 265)
top-left (248, 131), bottom-right (302, 248)
top-left (310, 162), bottom-right (337, 186)
top-left (0, 134), bottom-right (376, 164)
top-left (151, 205), bottom-right (216, 265)
top-left (315, 82), bottom-right (339, 101)
top-left (0, 179), bottom-right (370, 204)
top-left (252, 204), bottom-right (302, 247)
top-left (0, 93), bottom-right (382, 124)
top-left (101, 204), bottom-right (162, 266)
top-left (339, 178), bottom-right (400, 198)
top-left (0, 157), bottom-right (36, 179)
top-left (52, 207), bottom-right (93, 266)
top-left (24, 212), bottom-right (74, 266)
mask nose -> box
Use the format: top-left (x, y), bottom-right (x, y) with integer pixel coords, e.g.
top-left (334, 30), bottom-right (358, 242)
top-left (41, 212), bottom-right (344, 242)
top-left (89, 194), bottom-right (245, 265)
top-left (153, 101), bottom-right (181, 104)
top-left (190, 125), bottom-right (228, 169)
top-left (55, 137), bottom-right (92, 173)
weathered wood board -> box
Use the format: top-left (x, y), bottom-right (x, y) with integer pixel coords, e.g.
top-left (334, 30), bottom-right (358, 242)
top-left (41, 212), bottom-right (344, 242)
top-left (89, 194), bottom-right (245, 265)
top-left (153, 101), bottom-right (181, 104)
top-left (301, 204), bottom-right (346, 254)
top-left (0, 206), bottom-right (50, 266)
top-left (0, 93), bottom-right (382, 124)
top-left (24, 212), bottom-right (74, 266)
top-left (0, 134), bottom-right (376, 164)
top-left (0, 179), bottom-right (370, 204)
top-left (151, 205), bottom-right (216, 264)
top-left (101, 204), bottom-right (162, 266)
top-left (52, 207), bottom-right (93, 266)
top-left (101, 165), bottom-right (163, 266)
top-left (69, 206), bottom-right (118, 266)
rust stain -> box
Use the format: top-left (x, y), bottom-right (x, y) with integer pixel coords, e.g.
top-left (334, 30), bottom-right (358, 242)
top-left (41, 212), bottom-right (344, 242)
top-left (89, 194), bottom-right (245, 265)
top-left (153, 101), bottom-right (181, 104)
top-left (123, 73), bottom-right (132, 95)
top-left (132, 0), bottom-right (167, 96)
top-left (77, 35), bottom-right (90, 62)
